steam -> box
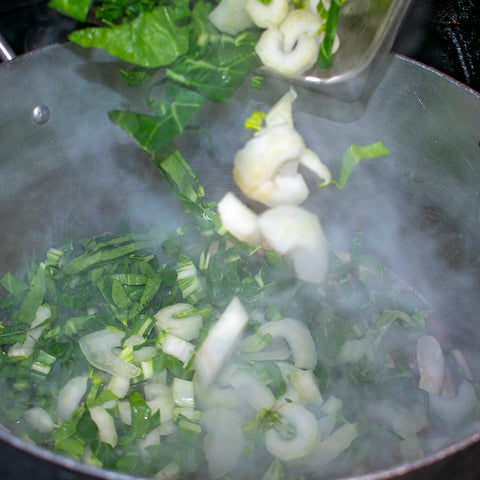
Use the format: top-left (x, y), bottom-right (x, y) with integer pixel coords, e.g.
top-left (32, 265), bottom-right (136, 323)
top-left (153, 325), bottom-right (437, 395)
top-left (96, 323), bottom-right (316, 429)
top-left (2, 40), bottom-right (480, 480)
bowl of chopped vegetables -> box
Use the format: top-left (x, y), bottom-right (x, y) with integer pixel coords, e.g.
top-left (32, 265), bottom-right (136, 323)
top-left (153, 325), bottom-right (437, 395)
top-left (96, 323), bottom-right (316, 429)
top-left (0, 1), bottom-right (480, 479)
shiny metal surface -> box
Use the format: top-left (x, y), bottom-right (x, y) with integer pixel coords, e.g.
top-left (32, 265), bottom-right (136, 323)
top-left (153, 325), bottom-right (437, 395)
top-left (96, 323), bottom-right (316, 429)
top-left (0, 31), bottom-right (15, 62)
top-left (290, 0), bottom-right (413, 100)
top-left (0, 43), bottom-right (480, 479)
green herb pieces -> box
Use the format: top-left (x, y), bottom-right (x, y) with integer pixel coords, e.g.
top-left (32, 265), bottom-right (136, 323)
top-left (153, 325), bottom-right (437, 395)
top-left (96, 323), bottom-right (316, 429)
top-left (328, 142), bottom-right (390, 189)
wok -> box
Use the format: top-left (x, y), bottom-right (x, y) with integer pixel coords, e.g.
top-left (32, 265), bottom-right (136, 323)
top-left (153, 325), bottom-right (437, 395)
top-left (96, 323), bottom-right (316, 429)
top-left (1, 42), bottom-right (480, 480)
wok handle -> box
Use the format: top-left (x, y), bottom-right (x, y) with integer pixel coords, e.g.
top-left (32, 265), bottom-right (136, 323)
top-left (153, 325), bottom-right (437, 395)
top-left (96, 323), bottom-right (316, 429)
top-left (0, 33), bottom-right (16, 62)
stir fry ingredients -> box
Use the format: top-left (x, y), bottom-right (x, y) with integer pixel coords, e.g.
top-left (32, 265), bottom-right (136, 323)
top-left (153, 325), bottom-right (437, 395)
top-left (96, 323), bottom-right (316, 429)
top-left (0, 111), bottom-right (478, 478)
top-left (49, 0), bottom-right (348, 89)
top-left (219, 89), bottom-right (387, 284)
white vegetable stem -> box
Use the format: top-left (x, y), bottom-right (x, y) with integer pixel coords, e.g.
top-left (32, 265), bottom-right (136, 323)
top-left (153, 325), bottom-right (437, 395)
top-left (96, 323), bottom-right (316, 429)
top-left (234, 124), bottom-right (310, 206)
top-left (208, 0), bottom-right (255, 35)
top-left (24, 407), bottom-right (55, 433)
top-left (203, 408), bottom-right (245, 478)
top-left (154, 303), bottom-right (203, 341)
top-left (194, 297), bottom-right (249, 388)
top-left (265, 403), bottom-right (318, 461)
top-left (229, 369), bottom-right (276, 411)
top-left (79, 329), bottom-right (140, 379)
top-left (233, 90), bottom-right (330, 207)
top-left (259, 205), bottom-right (329, 284)
top-left (8, 305), bottom-right (51, 359)
top-left (258, 318), bottom-right (317, 370)
top-left (417, 335), bottom-right (444, 394)
top-left (246, 0), bottom-right (289, 29)
top-left (57, 375), bottom-right (89, 420)
top-left (160, 333), bottom-right (195, 367)
top-left (89, 405), bottom-right (118, 448)
top-left (429, 381), bottom-right (477, 425)
top-left (217, 192), bottom-right (262, 245)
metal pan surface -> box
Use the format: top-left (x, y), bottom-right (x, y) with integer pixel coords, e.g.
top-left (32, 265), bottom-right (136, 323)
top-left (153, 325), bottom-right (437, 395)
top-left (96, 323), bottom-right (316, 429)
top-left (0, 43), bottom-right (480, 480)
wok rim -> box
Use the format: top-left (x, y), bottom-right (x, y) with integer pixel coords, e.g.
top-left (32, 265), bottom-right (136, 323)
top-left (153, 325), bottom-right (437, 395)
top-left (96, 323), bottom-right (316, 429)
top-left (0, 43), bottom-right (480, 479)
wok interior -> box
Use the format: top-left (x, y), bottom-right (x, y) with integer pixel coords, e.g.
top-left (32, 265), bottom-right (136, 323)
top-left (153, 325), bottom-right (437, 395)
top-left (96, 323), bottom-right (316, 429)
top-left (1, 44), bottom-right (480, 478)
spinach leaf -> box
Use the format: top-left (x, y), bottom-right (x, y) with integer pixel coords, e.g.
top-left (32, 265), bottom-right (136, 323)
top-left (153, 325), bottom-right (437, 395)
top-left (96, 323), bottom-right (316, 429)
top-left (69, 5), bottom-right (190, 67)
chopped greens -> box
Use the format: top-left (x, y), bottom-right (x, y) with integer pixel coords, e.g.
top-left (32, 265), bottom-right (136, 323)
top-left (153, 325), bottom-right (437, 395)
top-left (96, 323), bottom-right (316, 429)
top-left (0, 145), bottom-right (475, 478)
top-left (3, 1), bottom-right (477, 479)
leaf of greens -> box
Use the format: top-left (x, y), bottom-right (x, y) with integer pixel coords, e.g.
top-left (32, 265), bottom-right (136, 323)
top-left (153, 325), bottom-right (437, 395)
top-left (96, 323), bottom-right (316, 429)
top-left (150, 144), bottom-right (222, 234)
top-left (317, 0), bottom-right (348, 69)
top-left (69, 6), bottom-right (189, 68)
top-left (329, 142), bottom-right (390, 190)
top-left (166, 31), bottom-right (260, 103)
top-left (0, 271), bottom-right (28, 297)
top-left (119, 66), bottom-right (158, 86)
top-left (129, 391), bottom-right (153, 439)
top-left (109, 82), bottom-right (204, 154)
top-left (18, 265), bottom-right (47, 325)
top-left (48, 0), bottom-right (92, 22)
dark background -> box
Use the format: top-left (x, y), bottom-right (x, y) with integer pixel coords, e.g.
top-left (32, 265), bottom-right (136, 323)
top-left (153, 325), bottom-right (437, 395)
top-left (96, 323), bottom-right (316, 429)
top-left (0, 0), bottom-right (480, 479)
top-left (0, 0), bottom-right (479, 92)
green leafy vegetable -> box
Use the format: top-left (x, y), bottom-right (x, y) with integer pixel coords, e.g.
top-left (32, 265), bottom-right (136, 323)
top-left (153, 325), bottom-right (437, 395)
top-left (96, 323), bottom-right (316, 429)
top-left (328, 142), bottom-right (390, 189)
top-left (317, 0), bottom-right (348, 69)
top-left (69, 6), bottom-right (190, 68)
top-left (166, 31), bottom-right (260, 103)
top-left (48, 0), bottom-right (92, 22)
top-left (109, 81), bottom-right (204, 153)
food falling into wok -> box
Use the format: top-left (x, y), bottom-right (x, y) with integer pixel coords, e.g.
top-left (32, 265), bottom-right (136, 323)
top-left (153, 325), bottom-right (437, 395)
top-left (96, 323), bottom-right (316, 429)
top-left (0, 88), bottom-right (478, 479)
top-left (0, 0), bottom-right (478, 479)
